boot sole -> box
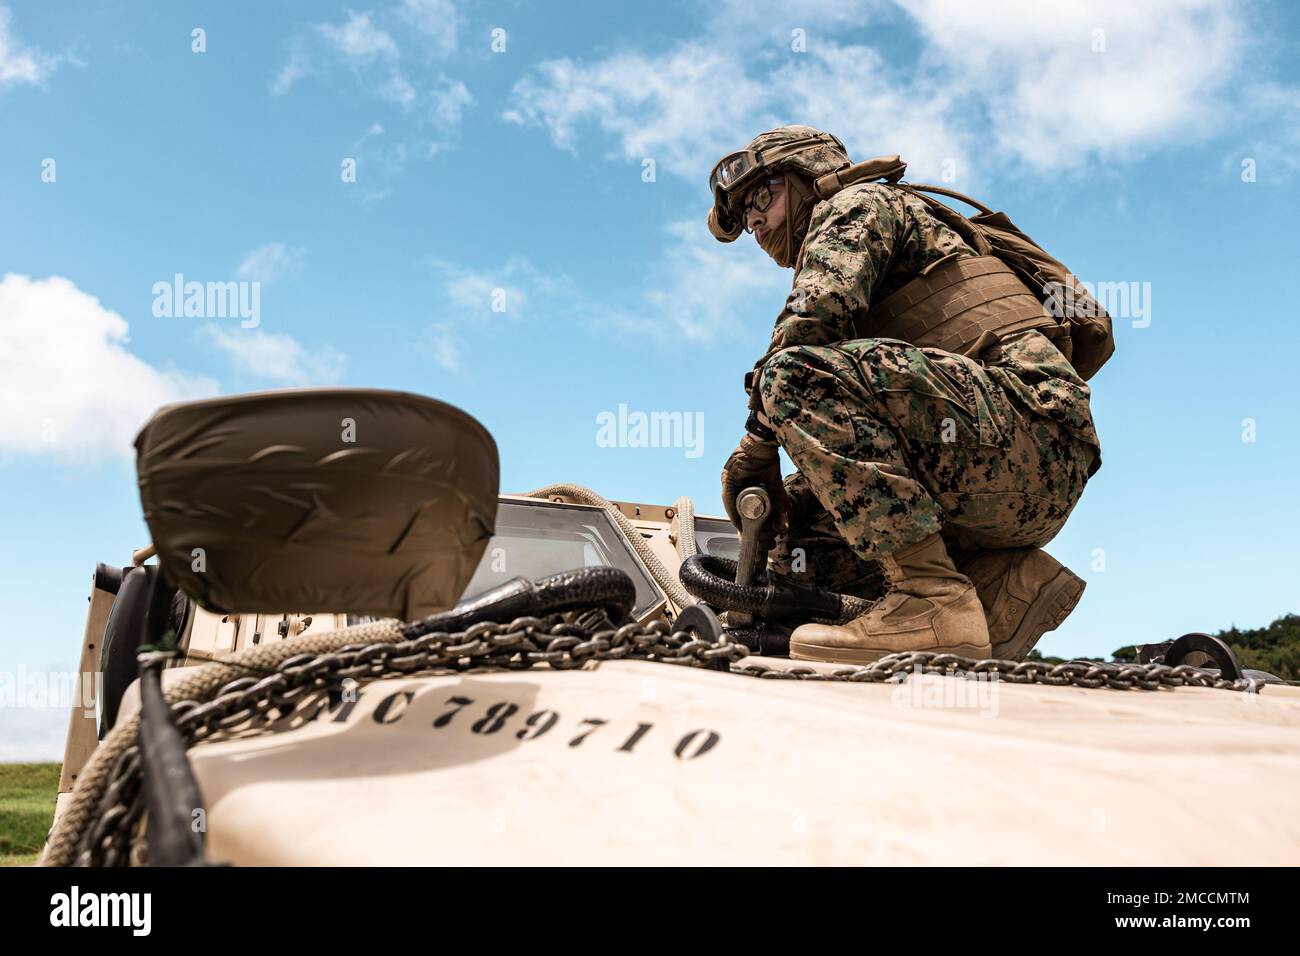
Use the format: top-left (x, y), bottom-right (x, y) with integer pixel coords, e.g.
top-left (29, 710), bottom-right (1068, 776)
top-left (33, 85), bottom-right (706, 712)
top-left (991, 568), bottom-right (1086, 662)
top-left (788, 640), bottom-right (994, 665)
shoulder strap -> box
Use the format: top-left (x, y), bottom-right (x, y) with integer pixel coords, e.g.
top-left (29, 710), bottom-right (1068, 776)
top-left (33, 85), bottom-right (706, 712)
top-left (892, 183), bottom-right (993, 256)
top-left (900, 183), bottom-right (995, 217)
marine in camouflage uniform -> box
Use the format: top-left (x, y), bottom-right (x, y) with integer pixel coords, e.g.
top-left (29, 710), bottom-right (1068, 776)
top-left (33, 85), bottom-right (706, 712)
top-left (756, 182), bottom-right (1099, 579)
top-left (711, 126), bottom-right (1100, 662)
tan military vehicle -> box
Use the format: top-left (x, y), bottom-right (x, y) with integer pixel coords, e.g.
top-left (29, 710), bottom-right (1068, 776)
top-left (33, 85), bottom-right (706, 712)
top-left (41, 389), bottom-right (1300, 866)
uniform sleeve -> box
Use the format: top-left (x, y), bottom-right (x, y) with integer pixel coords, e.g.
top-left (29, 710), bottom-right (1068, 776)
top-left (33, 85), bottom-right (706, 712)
top-left (745, 186), bottom-right (915, 410)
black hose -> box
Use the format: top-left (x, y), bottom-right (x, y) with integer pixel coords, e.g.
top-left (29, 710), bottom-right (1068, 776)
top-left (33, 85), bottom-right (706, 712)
top-left (679, 554), bottom-right (766, 614)
top-left (139, 658), bottom-right (209, 866)
top-left (138, 568), bottom-right (209, 866)
top-left (678, 554), bottom-right (871, 624)
top-left (402, 566), bottom-right (637, 638)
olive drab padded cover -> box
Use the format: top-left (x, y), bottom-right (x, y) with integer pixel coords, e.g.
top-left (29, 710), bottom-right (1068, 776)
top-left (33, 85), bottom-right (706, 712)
top-left (134, 388), bottom-right (498, 620)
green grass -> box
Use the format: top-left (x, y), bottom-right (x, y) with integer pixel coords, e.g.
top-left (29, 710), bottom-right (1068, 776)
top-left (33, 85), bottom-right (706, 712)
top-left (0, 763), bottom-right (60, 867)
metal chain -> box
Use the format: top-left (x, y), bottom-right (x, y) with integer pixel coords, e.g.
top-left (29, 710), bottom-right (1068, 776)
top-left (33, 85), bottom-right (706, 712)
top-left (734, 654), bottom-right (1262, 690)
top-left (75, 614), bottom-right (1262, 866)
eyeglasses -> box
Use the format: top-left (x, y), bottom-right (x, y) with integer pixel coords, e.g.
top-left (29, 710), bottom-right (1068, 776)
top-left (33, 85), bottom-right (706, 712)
top-left (741, 179), bottom-right (784, 232)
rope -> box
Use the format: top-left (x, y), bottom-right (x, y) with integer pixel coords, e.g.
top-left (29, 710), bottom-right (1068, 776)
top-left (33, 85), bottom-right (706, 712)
top-left (41, 618), bottom-right (403, 867)
top-left (673, 495), bottom-right (699, 559)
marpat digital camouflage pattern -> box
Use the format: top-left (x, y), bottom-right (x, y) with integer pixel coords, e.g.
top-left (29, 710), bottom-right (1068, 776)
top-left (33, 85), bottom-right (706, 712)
top-left (748, 182), bottom-right (1101, 568)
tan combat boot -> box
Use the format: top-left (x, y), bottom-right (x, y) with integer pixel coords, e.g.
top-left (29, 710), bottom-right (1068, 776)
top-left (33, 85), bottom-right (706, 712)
top-left (956, 547), bottom-right (1086, 661)
top-left (789, 533), bottom-right (991, 664)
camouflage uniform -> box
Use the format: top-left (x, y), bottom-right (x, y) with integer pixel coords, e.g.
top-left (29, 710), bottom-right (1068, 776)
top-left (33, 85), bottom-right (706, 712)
top-left (767, 471), bottom-right (886, 599)
top-left (750, 183), bottom-right (1101, 585)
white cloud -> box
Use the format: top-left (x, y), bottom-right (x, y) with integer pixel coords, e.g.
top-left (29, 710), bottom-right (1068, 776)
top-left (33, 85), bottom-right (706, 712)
top-left (425, 74), bottom-right (473, 154)
top-left (400, 0), bottom-right (460, 57)
top-left (236, 242), bottom-right (306, 283)
top-left (636, 220), bottom-right (789, 343)
top-left (505, 0), bottom-right (1274, 179)
top-left (380, 71), bottom-right (417, 108)
top-left (317, 10), bottom-right (399, 62)
top-left (348, 123), bottom-right (408, 201)
top-left (768, 44), bottom-right (971, 181)
top-left (490, 0), bottom-right (1294, 345)
top-left (314, 11), bottom-right (418, 117)
top-left (428, 74), bottom-right (472, 129)
top-left (426, 219), bottom-right (788, 352)
top-left (426, 322), bottom-right (462, 372)
top-left (421, 257), bottom-right (568, 368)
top-left (272, 4), bottom-right (471, 162)
top-left (1233, 80), bottom-right (1300, 175)
top-left (505, 44), bottom-right (777, 179)
top-left (352, 122), bottom-right (406, 169)
top-left (902, 0), bottom-right (1250, 169)
top-left (427, 256), bottom-right (552, 320)
top-left (703, 0), bottom-right (887, 33)
top-left (270, 41), bottom-right (313, 96)
top-left (0, 5), bottom-right (61, 89)
top-left (198, 326), bottom-right (347, 386)
top-left (0, 274), bottom-right (216, 460)
top-left (503, 38), bottom-right (967, 184)
top-left (421, 257), bottom-right (578, 368)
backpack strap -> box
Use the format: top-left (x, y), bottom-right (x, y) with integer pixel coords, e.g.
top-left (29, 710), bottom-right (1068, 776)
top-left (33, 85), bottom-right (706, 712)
top-left (901, 183), bottom-right (995, 217)
top-left (893, 183), bottom-right (993, 256)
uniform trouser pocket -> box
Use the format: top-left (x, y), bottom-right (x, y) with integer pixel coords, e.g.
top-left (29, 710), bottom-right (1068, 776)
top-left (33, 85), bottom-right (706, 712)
top-left (757, 339), bottom-right (1093, 558)
top-left (832, 340), bottom-right (1005, 449)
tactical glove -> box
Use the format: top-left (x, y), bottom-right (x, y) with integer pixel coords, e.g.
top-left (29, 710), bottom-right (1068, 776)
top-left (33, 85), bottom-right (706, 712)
top-left (721, 432), bottom-right (790, 545)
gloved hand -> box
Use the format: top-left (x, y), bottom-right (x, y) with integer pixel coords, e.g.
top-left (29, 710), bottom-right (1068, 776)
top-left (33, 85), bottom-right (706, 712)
top-left (721, 432), bottom-right (791, 545)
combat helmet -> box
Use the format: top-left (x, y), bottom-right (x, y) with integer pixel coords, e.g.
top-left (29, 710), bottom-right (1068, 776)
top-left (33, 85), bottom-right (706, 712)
top-left (707, 125), bottom-right (850, 266)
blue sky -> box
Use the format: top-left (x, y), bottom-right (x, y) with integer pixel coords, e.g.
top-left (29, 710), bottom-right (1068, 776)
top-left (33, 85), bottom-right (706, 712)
top-left (2, 0), bottom-right (1299, 757)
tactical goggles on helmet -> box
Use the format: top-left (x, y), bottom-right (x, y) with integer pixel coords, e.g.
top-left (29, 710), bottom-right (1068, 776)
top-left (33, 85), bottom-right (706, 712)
top-left (707, 132), bottom-right (844, 202)
top-left (707, 130), bottom-right (848, 243)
